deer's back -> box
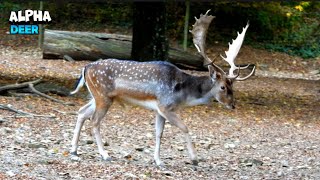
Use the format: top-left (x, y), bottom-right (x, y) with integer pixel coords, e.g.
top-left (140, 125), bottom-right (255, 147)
top-left (84, 59), bottom-right (192, 109)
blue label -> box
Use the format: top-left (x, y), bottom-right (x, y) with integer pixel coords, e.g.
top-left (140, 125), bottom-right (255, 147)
top-left (10, 25), bottom-right (39, 35)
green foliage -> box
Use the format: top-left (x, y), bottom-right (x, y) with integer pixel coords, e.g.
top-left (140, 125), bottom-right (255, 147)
top-left (44, 2), bottom-right (132, 29)
top-left (166, 2), bottom-right (185, 40)
top-left (0, 1), bottom-right (38, 27)
top-left (164, 1), bottom-right (320, 59)
top-left (264, 40), bottom-right (320, 59)
top-left (212, 1), bottom-right (320, 59)
top-left (0, 2), bottom-right (21, 12)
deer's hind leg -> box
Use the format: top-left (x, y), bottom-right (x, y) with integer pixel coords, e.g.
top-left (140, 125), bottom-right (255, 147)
top-left (71, 99), bottom-right (95, 156)
top-left (91, 97), bottom-right (113, 161)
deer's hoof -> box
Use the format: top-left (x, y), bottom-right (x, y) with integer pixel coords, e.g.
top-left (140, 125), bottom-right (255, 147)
top-left (157, 163), bottom-right (167, 170)
top-left (70, 153), bottom-right (81, 161)
top-left (192, 160), bottom-right (199, 166)
top-left (102, 156), bottom-right (113, 162)
top-left (158, 162), bottom-right (166, 168)
top-left (70, 151), bottom-right (78, 156)
top-left (154, 160), bottom-right (166, 168)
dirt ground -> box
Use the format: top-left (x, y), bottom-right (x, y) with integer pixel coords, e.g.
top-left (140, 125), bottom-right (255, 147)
top-left (0, 41), bottom-right (320, 179)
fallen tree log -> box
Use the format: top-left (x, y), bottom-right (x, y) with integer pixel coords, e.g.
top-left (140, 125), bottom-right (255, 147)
top-left (43, 29), bottom-right (206, 70)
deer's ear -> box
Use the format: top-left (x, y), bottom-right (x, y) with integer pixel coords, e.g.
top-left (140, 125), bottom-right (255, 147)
top-left (208, 65), bottom-right (221, 80)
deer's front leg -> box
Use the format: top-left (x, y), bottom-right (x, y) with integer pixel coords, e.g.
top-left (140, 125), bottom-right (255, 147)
top-left (154, 113), bottom-right (165, 166)
top-left (158, 108), bottom-right (198, 165)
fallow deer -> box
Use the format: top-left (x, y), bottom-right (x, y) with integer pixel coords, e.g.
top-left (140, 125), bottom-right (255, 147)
top-left (70, 10), bottom-right (255, 166)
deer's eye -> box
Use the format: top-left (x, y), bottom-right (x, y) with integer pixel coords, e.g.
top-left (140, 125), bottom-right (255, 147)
top-left (221, 86), bottom-right (226, 90)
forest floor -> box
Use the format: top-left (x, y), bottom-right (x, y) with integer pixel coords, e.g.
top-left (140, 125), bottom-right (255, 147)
top-left (0, 29), bottom-right (320, 179)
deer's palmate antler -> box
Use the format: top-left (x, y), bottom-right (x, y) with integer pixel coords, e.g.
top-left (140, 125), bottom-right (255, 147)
top-left (70, 10), bottom-right (255, 167)
top-left (190, 10), bottom-right (255, 81)
top-left (190, 9), bottom-right (215, 66)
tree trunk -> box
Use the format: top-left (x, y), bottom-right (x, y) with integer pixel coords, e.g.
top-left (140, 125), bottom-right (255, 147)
top-left (183, 0), bottom-right (190, 51)
top-left (131, 2), bottom-right (168, 61)
top-left (42, 30), bottom-right (205, 70)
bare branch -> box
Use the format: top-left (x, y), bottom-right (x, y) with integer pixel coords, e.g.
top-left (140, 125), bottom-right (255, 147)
top-left (52, 108), bottom-right (77, 115)
top-left (0, 104), bottom-right (55, 118)
top-left (0, 78), bottom-right (74, 105)
top-left (0, 79), bottom-right (42, 93)
top-left (28, 84), bottom-right (75, 106)
top-left (0, 118), bottom-right (7, 123)
top-left (63, 55), bottom-right (75, 62)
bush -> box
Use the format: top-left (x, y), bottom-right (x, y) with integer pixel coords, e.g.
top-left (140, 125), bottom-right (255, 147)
top-left (255, 2), bottom-right (320, 59)
top-left (208, 2), bottom-right (320, 59)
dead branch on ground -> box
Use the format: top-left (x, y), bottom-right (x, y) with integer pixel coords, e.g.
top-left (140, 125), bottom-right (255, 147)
top-left (0, 79), bottom-right (42, 92)
top-left (0, 104), bottom-right (56, 118)
top-left (28, 84), bottom-right (74, 106)
top-left (0, 79), bottom-right (74, 105)
top-left (52, 108), bottom-right (77, 115)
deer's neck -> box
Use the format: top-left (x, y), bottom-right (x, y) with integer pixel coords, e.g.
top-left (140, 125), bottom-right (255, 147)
top-left (180, 75), bottom-right (214, 106)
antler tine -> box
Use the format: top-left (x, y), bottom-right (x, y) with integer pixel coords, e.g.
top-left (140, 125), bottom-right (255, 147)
top-left (239, 64), bottom-right (250, 69)
top-left (235, 65), bottom-right (256, 81)
top-left (220, 22), bottom-right (250, 79)
top-left (190, 10), bottom-right (215, 66)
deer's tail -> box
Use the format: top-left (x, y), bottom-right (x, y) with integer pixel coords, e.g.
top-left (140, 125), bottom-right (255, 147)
top-left (70, 67), bottom-right (86, 95)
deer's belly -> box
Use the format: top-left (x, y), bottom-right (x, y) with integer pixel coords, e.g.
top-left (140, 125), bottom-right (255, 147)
top-left (121, 97), bottom-right (159, 111)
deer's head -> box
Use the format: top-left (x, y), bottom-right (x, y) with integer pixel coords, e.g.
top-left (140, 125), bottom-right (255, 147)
top-left (190, 10), bottom-right (255, 109)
